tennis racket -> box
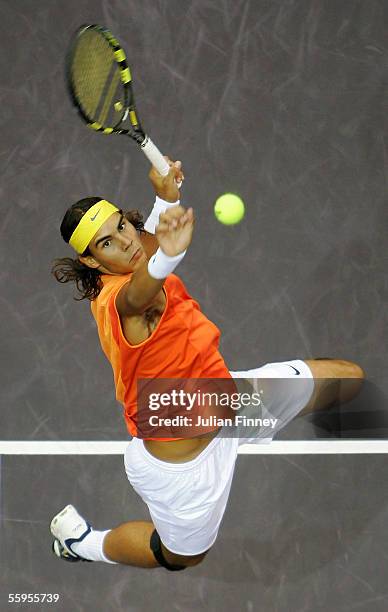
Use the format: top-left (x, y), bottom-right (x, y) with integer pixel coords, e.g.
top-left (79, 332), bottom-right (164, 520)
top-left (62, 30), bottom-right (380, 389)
top-left (66, 24), bottom-right (170, 177)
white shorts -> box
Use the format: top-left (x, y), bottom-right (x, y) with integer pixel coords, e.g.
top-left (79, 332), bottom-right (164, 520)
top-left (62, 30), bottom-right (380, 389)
top-left (124, 359), bottom-right (314, 556)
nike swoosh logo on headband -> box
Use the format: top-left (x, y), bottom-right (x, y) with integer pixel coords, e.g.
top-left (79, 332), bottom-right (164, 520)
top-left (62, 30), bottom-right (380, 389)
top-left (90, 209), bottom-right (101, 222)
top-left (288, 365), bottom-right (301, 375)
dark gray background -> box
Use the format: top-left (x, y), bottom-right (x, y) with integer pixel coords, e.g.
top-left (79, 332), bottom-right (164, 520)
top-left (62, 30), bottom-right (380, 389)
top-left (0, 1), bottom-right (387, 611)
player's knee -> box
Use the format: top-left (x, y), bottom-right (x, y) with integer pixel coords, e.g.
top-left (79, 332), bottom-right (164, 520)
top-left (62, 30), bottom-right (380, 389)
top-left (182, 550), bottom-right (208, 567)
top-left (150, 529), bottom-right (209, 571)
top-left (345, 361), bottom-right (365, 380)
top-left (332, 359), bottom-right (365, 380)
top-left (308, 358), bottom-right (365, 380)
top-left (161, 544), bottom-right (209, 567)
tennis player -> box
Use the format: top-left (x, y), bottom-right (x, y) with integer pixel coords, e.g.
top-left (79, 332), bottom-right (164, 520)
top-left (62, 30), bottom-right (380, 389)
top-left (50, 159), bottom-right (364, 571)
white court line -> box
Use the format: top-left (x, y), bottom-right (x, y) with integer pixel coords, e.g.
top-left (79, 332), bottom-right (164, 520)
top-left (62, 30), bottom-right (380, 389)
top-left (1, 440), bottom-right (388, 454)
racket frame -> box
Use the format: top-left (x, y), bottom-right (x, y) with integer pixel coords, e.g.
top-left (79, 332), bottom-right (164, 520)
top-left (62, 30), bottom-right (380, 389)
top-left (66, 24), bottom-right (170, 175)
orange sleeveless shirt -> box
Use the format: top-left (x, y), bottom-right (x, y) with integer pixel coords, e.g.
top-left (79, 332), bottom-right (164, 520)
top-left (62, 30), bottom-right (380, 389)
top-left (90, 273), bottom-right (231, 439)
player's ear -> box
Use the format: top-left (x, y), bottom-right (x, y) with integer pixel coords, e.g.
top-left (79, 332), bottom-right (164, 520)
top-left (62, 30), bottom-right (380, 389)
top-left (79, 254), bottom-right (100, 269)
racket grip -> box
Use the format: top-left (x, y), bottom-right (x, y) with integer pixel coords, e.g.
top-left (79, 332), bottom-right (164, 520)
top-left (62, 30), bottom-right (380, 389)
top-left (141, 137), bottom-right (170, 176)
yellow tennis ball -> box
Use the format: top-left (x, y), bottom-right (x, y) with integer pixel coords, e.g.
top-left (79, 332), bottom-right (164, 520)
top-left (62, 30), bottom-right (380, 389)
top-left (214, 193), bottom-right (245, 225)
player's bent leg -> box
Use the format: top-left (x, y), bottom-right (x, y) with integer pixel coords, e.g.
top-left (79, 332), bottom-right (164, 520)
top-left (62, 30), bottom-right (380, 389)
top-left (104, 522), bottom-right (209, 570)
top-left (300, 359), bottom-right (365, 415)
top-left (51, 505), bottom-right (208, 571)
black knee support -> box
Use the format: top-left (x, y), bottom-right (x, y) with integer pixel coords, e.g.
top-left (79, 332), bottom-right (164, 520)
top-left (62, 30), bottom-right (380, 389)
top-left (150, 530), bottom-right (187, 572)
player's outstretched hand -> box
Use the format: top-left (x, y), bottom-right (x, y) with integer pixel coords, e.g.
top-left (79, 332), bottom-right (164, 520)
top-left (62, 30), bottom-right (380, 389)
top-left (149, 157), bottom-right (184, 203)
top-left (156, 206), bottom-right (194, 257)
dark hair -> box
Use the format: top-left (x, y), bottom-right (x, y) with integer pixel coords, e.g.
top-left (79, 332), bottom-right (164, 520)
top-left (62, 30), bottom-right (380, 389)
top-left (52, 197), bottom-right (145, 301)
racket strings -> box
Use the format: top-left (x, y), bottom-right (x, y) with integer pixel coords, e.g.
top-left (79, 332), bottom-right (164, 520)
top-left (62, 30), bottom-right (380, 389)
top-left (71, 29), bottom-right (125, 129)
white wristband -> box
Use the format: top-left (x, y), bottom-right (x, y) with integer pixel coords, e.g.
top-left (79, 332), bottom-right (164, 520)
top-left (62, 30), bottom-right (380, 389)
top-left (147, 247), bottom-right (186, 279)
top-left (144, 196), bottom-right (180, 234)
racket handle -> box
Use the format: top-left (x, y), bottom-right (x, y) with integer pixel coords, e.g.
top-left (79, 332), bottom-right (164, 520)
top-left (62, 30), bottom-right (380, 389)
top-left (140, 136), bottom-right (170, 176)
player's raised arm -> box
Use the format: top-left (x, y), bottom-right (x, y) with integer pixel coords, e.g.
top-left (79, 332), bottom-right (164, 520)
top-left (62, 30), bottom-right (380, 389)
top-left (116, 204), bottom-right (194, 316)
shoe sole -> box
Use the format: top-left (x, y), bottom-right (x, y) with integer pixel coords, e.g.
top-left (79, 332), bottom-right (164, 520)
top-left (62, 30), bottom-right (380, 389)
top-left (52, 539), bottom-right (81, 563)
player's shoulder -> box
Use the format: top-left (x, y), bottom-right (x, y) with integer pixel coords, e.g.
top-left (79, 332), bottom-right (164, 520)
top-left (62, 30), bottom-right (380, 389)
top-left (93, 273), bottom-right (132, 307)
top-left (165, 273), bottom-right (196, 304)
top-left (165, 272), bottom-right (186, 292)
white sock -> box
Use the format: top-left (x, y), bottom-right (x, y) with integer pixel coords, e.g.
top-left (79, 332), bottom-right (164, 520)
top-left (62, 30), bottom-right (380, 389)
top-left (71, 529), bottom-right (117, 564)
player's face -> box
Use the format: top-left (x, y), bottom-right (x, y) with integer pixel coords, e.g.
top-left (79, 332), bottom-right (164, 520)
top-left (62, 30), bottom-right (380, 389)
top-left (82, 212), bottom-right (146, 275)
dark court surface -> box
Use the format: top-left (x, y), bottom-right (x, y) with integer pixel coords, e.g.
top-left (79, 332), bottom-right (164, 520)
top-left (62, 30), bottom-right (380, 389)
top-left (0, 0), bottom-right (387, 610)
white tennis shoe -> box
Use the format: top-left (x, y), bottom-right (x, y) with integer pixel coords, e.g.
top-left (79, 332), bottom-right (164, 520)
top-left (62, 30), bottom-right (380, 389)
top-left (50, 504), bottom-right (92, 563)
